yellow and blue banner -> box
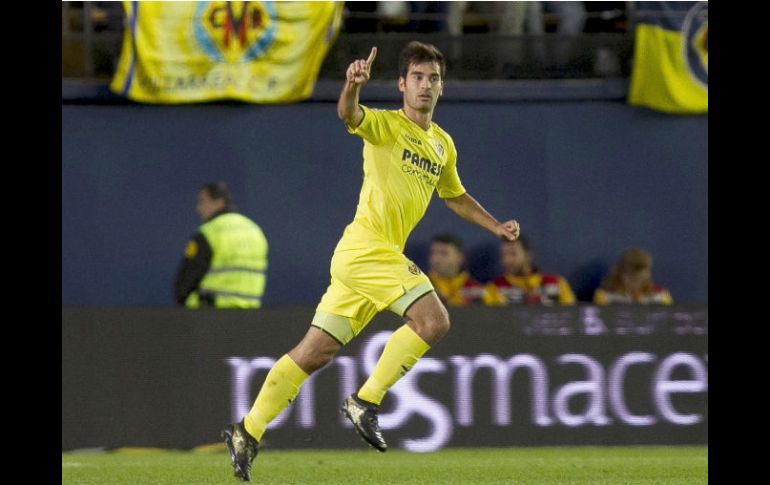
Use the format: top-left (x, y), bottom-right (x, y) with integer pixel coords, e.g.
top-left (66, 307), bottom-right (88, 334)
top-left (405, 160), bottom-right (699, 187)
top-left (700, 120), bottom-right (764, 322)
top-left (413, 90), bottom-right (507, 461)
top-left (628, 2), bottom-right (707, 114)
top-left (110, 1), bottom-right (343, 103)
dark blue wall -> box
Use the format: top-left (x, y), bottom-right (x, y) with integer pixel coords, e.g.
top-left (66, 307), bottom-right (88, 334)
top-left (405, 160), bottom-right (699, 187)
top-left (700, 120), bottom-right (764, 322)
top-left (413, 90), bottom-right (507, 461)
top-left (62, 101), bottom-right (707, 305)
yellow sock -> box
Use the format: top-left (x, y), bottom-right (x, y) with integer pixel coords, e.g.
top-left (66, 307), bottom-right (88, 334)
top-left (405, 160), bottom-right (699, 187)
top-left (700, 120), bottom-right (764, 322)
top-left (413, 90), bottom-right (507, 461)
top-left (357, 325), bottom-right (430, 405)
top-left (243, 354), bottom-right (308, 442)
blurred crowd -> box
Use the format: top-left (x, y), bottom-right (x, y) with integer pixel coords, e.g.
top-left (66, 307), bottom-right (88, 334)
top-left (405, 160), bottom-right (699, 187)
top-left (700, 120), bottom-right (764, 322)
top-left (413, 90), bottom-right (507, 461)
top-left (63, 1), bottom-right (630, 35)
top-left (62, 1), bottom-right (632, 80)
top-left (342, 1), bottom-right (628, 34)
top-left (426, 233), bottom-right (672, 307)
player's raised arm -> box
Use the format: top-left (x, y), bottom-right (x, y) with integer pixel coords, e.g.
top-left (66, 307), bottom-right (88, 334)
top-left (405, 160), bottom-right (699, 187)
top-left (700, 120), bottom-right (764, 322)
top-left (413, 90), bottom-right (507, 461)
top-left (337, 47), bottom-right (377, 128)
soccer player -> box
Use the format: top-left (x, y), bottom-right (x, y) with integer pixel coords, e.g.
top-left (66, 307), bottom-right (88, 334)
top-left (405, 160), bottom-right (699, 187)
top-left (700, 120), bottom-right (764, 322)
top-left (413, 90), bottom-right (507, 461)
top-left (222, 41), bottom-right (520, 481)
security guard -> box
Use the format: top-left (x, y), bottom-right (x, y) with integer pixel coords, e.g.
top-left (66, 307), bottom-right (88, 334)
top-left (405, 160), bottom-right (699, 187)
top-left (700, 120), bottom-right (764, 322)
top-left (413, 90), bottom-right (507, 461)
top-left (174, 182), bottom-right (268, 308)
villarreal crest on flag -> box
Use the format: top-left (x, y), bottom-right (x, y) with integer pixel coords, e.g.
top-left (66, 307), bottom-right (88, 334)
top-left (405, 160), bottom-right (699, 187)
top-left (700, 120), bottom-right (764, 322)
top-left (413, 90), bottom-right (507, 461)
top-left (628, 2), bottom-right (707, 114)
top-left (110, 1), bottom-right (342, 103)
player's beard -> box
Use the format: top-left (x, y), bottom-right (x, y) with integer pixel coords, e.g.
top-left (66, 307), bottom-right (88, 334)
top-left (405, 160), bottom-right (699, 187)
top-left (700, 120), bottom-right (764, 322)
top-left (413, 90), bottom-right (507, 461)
top-left (410, 93), bottom-right (435, 113)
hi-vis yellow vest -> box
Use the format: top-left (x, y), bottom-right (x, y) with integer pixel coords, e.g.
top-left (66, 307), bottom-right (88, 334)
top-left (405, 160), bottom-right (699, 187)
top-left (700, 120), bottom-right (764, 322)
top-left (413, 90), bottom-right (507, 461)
top-left (110, 1), bottom-right (342, 103)
top-left (186, 213), bottom-right (268, 309)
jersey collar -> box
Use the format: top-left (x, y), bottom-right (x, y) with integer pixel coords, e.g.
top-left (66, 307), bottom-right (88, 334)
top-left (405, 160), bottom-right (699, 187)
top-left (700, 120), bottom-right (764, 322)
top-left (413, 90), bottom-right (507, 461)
top-left (399, 109), bottom-right (434, 134)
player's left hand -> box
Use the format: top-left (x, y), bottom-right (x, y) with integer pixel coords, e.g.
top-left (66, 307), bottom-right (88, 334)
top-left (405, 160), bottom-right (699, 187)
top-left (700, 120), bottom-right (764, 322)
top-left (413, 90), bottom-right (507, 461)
top-left (496, 220), bottom-right (520, 241)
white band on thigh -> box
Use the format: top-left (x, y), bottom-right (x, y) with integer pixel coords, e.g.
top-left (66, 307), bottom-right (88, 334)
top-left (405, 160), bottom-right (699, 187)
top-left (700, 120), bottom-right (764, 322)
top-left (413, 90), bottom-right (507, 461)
top-left (387, 282), bottom-right (435, 317)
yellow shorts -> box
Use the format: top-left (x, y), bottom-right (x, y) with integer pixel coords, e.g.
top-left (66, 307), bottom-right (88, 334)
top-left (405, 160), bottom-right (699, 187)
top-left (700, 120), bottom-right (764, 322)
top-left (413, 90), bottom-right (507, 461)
top-left (312, 246), bottom-right (434, 345)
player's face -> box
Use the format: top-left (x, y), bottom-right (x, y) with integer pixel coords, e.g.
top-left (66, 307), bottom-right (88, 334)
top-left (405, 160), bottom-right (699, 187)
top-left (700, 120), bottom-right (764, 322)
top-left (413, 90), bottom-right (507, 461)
top-left (399, 61), bottom-right (443, 114)
top-left (196, 189), bottom-right (224, 222)
top-left (500, 241), bottom-right (532, 276)
top-left (429, 241), bottom-right (464, 277)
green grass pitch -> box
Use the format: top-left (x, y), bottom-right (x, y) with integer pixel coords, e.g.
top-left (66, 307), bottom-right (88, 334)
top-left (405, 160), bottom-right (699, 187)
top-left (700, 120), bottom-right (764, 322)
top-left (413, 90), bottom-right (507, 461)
top-left (62, 446), bottom-right (707, 485)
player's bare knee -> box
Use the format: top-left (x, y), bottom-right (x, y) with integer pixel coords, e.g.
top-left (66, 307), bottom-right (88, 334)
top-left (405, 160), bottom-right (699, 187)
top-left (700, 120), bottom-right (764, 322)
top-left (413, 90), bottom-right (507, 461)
top-left (289, 341), bottom-right (337, 374)
top-left (307, 348), bottom-right (335, 372)
top-left (410, 308), bottom-right (450, 344)
top-left (290, 347), bottom-right (332, 374)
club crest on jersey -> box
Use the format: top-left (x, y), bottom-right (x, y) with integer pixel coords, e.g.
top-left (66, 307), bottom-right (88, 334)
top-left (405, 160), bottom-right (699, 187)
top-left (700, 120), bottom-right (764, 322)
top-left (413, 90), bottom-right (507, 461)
top-left (431, 140), bottom-right (445, 158)
top-left (194, 1), bottom-right (277, 63)
top-left (408, 263), bottom-right (422, 275)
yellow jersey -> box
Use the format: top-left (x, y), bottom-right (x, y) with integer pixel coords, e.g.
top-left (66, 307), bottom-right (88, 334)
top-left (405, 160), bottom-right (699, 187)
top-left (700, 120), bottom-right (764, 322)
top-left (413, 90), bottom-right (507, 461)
top-left (337, 105), bottom-right (466, 252)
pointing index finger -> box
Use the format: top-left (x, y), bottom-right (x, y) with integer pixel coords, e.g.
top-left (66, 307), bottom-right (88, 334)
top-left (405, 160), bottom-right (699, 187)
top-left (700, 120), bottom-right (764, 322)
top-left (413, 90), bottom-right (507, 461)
top-left (366, 46), bottom-right (377, 67)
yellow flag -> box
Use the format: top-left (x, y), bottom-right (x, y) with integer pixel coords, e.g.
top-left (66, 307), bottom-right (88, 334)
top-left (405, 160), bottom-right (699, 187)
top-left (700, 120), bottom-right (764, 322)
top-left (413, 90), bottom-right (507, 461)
top-left (110, 1), bottom-right (343, 103)
top-left (628, 2), bottom-right (707, 114)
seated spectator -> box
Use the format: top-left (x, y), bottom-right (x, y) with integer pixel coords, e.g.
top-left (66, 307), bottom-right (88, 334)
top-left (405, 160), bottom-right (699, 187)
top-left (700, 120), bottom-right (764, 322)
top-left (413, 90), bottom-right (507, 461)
top-left (593, 248), bottom-right (672, 305)
top-left (486, 236), bottom-right (576, 305)
top-left (427, 233), bottom-right (487, 306)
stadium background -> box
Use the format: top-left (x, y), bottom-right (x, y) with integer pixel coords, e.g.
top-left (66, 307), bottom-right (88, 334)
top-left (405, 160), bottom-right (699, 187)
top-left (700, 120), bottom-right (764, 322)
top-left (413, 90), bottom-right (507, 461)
top-left (61, 0), bottom-right (707, 464)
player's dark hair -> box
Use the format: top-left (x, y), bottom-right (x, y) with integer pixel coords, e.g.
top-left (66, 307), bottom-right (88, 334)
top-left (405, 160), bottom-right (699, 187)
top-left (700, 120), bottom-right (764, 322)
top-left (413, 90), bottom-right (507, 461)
top-left (432, 233), bottom-right (463, 252)
top-left (200, 181), bottom-right (234, 210)
top-left (398, 41), bottom-right (446, 80)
